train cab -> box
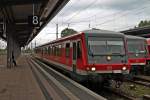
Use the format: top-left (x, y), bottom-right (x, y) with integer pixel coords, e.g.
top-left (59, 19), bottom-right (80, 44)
top-left (147, 38), bottom-right (150, 55)
top-left (126, 35), bottom-right (148, 75)
top-left (145, 39), bottom-right (150, 75)
top-left (83, 29), bottom-right (130, 77)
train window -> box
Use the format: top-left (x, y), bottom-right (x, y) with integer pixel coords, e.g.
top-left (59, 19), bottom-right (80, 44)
top-left (50, 46), bottom-right (52, 55)
top-left (73, 42), bottom-right (77, 60)
top-left (42, 48), bottom-right (44, 55)
top-left (55, 46), bottom-right (57, 56)
top-left (55, 45), bottom-right (60, 56)
top-left (48, 46), bottom-right (51, 55)
top-left (56, 46), bottom-right (59, 56)
top-left (88, 37), bottom-right (125, 55)
top-left (34, 49), bottom-right (37, 53)
top-left (44, 48), bottom-right (46, 54)
top-left (77, 41), bottom-right (82, 58)
top-left (52, 46), bottom-right (54, 55)
top-left (54, 46), bottom-right (57, 56)
top-left (51, 46), bottom-right (52, 55)
top-left (66, 43), bottom-right (70, 57)
top-left (58, 45), bottom-right (62, 56)
top-left (47, 47), bottom-right (49, 54)
top-left (45, 47), bottom-right (47, 54)
top-left (127, 40), bottom-right (146, 53)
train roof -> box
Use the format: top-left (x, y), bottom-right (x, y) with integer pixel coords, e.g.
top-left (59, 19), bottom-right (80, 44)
top-left (125, 35), bottom-right (145, 40)
top-left (83, 29), bottom-right (123, 34)
top-left (35, 29), bottom-right (124, 48)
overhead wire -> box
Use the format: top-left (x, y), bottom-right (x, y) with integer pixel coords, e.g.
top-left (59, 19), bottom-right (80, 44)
top-left (50, 0), bottom-right (81, 24)
top-left (63, 0), bottom-right (150, 24)
top-left (48, 0), bottom-right (150, 32)
top-left (59, 3), bottom-right (150, 29)
top-left (58, 0), bottom-right (81, 17)
top-left (64, 0), bottom-right (98, 23)
top-left (94, 4), bottom-right (150, 27)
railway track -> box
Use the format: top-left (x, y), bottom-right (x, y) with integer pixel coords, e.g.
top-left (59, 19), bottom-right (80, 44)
top-left (124, 75), bottom-right (150, 88)
top-left (126, 79), bottom-right (150, 88)
top-left (28, 56), bottom-right (106, 100)
top-left (103, 86), bottom-right (137, 100)
top-left (33, 57), bottom-right (143, 100)
top-left (133, 76), bottom-right (150, 83)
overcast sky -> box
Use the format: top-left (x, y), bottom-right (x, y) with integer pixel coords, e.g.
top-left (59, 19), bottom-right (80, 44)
top-left (31, 0), bottom-right (150, 47)
top-left (1, 0), bottom-right (150, 48)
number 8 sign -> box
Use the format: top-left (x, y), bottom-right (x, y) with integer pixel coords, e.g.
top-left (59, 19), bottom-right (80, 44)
top-left (28, 15), bottom-right (40, 27)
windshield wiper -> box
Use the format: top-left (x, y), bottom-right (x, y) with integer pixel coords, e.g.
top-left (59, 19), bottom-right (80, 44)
top-left (111, 52), bottom-right (124, 56)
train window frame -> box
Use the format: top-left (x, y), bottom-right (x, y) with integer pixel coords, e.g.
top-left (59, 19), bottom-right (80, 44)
top-left (65, 43), bottom-right (70, 58)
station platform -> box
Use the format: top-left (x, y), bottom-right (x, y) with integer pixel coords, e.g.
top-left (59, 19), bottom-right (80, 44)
top-left (0, 54), bottom-right (106, 100)
top-left (0, 55), bottom-right (45, 100)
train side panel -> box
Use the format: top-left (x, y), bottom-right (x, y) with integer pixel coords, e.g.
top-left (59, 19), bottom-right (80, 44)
top-left (36, 33), bottom-right (86, 75)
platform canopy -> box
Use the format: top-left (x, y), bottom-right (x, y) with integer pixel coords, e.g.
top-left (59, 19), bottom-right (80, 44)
top-left (120, 26), bottom-right (150, 38)
top-left (0, 0), bottom-right (69, 46)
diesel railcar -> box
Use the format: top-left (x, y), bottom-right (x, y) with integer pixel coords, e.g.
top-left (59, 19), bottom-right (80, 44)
top-left (147, 39), bottom-right (150, 55)
top-left (35, 29), bottom-right (130, 84)
top-left (126, 35), bottom-right (148, 75)
top-left (145, 39), bottom-right (150, 75)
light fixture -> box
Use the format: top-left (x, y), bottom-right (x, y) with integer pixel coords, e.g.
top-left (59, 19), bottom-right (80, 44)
top-left (107, 56), bottom-right (111, 61)
top-left (122, 66), bottom-right (127, 71)
top-left (91, 67), bottom-right (96, 71)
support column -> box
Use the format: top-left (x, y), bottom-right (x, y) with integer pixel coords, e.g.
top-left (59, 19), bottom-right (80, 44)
top-left (7, 24), bottom-right (21, 68)
top-left (7, 31), bottom-right (13, 68)
top-left (13, 39), bottom-right (21, 58)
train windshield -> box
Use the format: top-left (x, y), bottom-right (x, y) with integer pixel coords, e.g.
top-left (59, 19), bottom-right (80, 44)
top-left (88, 37), bottom-right (125, 55)
top-left (127, 40), bottom-right (146, 54)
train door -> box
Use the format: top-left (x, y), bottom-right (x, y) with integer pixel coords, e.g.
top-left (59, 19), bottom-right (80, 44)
top-left (72, 42), bottom-right (77, 73)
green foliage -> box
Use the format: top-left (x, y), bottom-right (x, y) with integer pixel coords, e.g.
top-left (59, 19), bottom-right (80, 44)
top-left (61, 28), bottom-right (77, 37)
top-left (0, 49), bottom-right (6, 55)
top-left (138, 20), bottom-right (150, 27)
top-left (22, 47), bottom-right (32, 53)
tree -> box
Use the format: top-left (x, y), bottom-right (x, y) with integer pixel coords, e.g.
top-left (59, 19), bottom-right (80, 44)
top-left (138, 20), bottom-right (150, 27)
top-left (61, 28), bottom-right (77, 37)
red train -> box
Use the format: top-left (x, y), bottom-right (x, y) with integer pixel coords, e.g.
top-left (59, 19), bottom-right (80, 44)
top-left (146, 39), bottom-right (150, 75)
top-left (147, 39), bottom-right (150, 55)
top-left (34, 29), bottom-right (130, 84)
top-left (126, 35), bottom-right (149, 75)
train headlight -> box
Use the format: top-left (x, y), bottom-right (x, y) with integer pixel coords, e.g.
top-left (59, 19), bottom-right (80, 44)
top-left (135, 53), bottom-right (139, 57)
top-left (91, 67), bottom-right (96, 71)
top-left (107, 56), bottom-right (111, 61)
top-left (122, 66), bottom-right (127, 71)
top-left (86, 67), bottom-right (90, 71)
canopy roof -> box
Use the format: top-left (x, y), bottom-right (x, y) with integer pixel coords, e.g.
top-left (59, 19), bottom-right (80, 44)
top-left (0, 0), bottom-right (69, 46)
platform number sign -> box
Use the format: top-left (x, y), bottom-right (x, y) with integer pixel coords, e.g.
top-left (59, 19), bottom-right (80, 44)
top-left (28, 15), bottom-right (40, 27)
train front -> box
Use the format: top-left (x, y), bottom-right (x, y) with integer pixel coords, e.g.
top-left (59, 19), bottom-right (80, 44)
top-left (126, 36), bottom-right (148, 75)
top-left (145, 39), bottom-right (150, 75)
top-left (84, 29), bottom-right (130, 82)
